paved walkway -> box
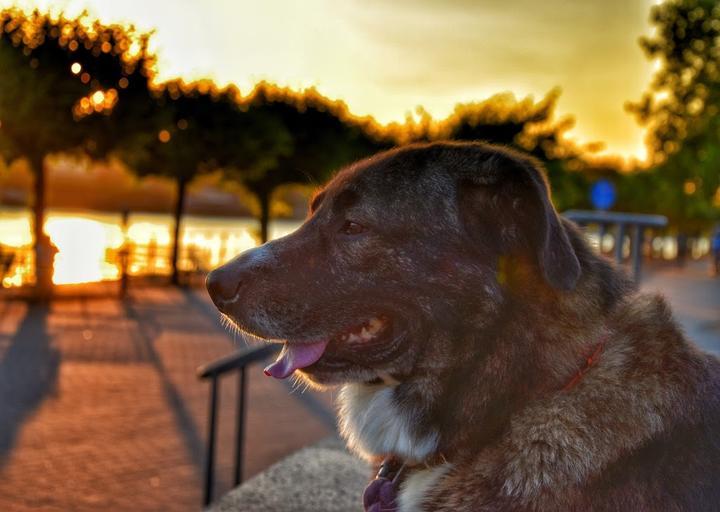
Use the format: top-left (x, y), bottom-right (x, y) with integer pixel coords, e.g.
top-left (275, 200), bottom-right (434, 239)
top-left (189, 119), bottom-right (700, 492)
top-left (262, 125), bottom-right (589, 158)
top-left (0, 287), bottom-right (335, 511)
top-left (642, 259), bottom-right (720, 355)
top-left (0, 260), bottom-right (716, 511)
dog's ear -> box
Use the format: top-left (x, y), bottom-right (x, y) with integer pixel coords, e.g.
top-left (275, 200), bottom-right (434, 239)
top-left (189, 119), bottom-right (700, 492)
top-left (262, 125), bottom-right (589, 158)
top-left (459, 150), bottom-right (581, 291)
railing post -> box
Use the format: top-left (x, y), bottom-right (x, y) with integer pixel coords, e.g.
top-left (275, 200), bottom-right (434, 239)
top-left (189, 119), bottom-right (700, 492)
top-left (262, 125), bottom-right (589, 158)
top-left (631, 224), bottom-right (644, 282)
top-left (196, 344), bottom-right (280, 508)
top-left (597, 223), bottom-right (607, 254)
top-left (614, 223), bottom-right (626, 263)
top-left (203, 376), bottom-right (219, 507)
top-left (233, 367), bottom-right (247, 486)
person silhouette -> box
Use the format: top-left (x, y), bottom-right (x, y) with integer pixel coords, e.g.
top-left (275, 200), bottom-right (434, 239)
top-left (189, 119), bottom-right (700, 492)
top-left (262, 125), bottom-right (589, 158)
top-left (711, 225), bottom-right (720, 276)
top-left (35, 232), bottom-right (58, 300)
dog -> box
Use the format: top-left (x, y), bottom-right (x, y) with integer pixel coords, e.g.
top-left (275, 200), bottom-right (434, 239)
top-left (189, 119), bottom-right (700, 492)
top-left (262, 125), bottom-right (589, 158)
top-left (207, 141), bottom-right (720, 511)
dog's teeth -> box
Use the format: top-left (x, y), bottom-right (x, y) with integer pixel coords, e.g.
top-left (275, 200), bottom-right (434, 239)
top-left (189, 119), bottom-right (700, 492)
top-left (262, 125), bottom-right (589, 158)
top-left (348, 333), bottom-right (361, 343)
top-left (360, 327), bottom-right (372, 340)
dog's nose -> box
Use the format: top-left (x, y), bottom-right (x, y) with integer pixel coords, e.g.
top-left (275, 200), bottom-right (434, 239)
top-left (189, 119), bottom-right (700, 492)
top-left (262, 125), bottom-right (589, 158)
top-left (206, 245), bottom-right (276, 310)
top-left (206, 264), bottom-right (241, 307)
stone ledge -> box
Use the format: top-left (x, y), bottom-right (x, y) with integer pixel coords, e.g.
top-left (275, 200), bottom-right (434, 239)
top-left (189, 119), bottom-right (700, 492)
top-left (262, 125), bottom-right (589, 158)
top-left (209, 437), bottom-right (368, 512)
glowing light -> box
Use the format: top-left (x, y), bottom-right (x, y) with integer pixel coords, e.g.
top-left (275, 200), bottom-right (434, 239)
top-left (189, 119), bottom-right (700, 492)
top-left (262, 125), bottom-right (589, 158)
top-left (118, 77), bottom-right (129, 88)
top-left (0, 215), bottom-right (32, 247)
top-left (0, 209), bottom-right (299, 287)
top-left (128, 41), bottom-right (141, 57)
top-left (92, 90), bottom-right (105, 105)
top-left (127, 222), bottom-right (171, 246)
top-left (158, 129), bottom-right (171, 143)
top-left (71, 62), bottom-right (82, 74)
top-left (684, 180), bottom-right (697, 195)
top-left (44, 217), bottom-right (123, 285)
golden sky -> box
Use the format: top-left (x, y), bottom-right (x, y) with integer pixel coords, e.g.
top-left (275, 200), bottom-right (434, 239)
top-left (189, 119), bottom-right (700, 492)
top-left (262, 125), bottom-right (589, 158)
top-left (3, 0), bottom-right (659, 160)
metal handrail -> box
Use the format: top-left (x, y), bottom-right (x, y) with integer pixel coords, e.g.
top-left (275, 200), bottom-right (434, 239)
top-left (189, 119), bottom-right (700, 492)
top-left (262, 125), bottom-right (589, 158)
top-left (196, 343), bottom-right (280, 507)
top-left (563, 210), bottom-right (668, 281)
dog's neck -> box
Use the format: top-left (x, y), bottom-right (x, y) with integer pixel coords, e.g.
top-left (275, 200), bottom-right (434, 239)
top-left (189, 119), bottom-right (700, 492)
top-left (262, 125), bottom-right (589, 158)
top-left (339, 252), bottom-right (630, 467)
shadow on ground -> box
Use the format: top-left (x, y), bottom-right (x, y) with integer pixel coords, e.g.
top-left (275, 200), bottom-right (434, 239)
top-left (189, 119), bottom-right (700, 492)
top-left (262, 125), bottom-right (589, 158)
top-left (0, 303), bottom-right (60, 465)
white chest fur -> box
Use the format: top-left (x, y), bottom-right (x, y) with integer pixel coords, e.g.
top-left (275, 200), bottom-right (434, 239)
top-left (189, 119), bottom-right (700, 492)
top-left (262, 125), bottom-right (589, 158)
top-left (337, 383), bottom-right (439, 463)
top-left (398, 463), bottom-right (454, 512)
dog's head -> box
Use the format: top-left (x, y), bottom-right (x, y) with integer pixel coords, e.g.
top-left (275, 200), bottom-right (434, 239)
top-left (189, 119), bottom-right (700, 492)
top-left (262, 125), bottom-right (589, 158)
top-left (207, 142), bottom-right (580, 386)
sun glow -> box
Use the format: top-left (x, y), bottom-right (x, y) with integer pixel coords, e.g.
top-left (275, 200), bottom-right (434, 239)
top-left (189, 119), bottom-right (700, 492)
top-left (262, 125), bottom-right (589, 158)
top-left (45, 216), bottom-right (123, 284)
top-left (0, 209), bottom-right (295, 288)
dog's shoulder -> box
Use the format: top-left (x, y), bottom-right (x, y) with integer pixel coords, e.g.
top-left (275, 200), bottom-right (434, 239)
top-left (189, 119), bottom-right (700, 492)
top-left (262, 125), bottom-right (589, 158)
top-left (420, 290), bottom-right (720, 511)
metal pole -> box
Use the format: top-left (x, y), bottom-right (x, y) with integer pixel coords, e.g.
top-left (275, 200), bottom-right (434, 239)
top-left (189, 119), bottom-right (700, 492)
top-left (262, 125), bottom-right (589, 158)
top-left (631, 225), bottom-right (644, 282)
top-left (598, 223), bottom-right (607, 254)
top-left (233, 368), bottom-right (247, 486)
top-left (203, 377), bottom-right (219, 507)
top-left (615, 223), bottom-right (626, 263)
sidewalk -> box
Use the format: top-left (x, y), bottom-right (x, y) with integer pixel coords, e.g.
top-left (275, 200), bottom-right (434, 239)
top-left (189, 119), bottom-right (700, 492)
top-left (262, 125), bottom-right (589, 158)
top-left (0, 287), bottom-right (335, 512)
top-left (642, 259), bottom-right (720, 355)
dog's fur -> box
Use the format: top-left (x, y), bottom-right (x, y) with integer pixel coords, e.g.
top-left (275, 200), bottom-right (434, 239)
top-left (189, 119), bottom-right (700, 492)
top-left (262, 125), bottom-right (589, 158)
top-left (207, 141), bottom-right (720, 511)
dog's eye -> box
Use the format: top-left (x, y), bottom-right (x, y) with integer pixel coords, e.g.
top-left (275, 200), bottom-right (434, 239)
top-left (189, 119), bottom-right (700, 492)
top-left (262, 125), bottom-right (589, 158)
top-left (341, 220), bottom-right (366, 235)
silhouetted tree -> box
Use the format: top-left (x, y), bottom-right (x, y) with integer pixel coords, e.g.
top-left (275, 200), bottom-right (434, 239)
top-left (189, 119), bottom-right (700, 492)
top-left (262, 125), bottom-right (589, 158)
top-left (229, 84), bottom-right (388, 242)
top-left (118, 81), bottom-right (263, 285)
top-left (0, 9), bottom-right (154, 295)
top-left (430, 90), bottom-right (592, 211)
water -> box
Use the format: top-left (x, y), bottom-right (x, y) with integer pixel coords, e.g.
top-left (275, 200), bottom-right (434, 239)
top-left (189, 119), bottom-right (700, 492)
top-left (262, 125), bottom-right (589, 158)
top-left (0, 207), bottom-right (302, 287)
top-left (0, 206), bottom-right (709, 288)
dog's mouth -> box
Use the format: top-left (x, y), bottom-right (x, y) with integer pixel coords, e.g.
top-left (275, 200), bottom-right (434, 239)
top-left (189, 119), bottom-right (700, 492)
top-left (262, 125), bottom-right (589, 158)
top-left (263, 315), bottom-right (393, 379)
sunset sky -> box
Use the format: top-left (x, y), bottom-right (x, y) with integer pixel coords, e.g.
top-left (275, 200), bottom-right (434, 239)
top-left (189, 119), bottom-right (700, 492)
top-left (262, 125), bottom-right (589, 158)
top-left (3, 0), bottom-right (659, 160)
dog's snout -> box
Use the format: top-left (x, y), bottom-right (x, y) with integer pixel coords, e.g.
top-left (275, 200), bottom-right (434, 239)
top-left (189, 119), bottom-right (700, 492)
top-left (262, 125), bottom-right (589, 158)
top-left (206, 245), bottom-right (276, 309)
top-left (206, 263), bottom-right (242, 307)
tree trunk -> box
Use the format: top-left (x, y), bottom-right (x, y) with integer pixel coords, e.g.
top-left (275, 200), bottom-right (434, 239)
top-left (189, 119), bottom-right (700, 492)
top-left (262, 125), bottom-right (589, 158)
top-left (31, 154), bottom-right (52, 300)
top-left (676, 232), bottom-right (688, 267)
top-left (258, 189), bottom-right (271, 244)
top-left (170, 176), bottom-right (188, 286)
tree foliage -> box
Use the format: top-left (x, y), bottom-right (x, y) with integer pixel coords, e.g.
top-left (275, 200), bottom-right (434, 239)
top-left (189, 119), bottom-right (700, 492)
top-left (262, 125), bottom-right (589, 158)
top-left (226, 83), bottom-right (389, 242)
top-left (627, 0), bottom-right (720, 230)
top-left (0, 9), bottom-right (154, 162)
top-left (393, 89), bottom-right (592, 211)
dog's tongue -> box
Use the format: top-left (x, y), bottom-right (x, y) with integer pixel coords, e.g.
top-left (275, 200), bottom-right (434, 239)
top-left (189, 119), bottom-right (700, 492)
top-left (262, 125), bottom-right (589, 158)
top-left (264, 340), bottom-right (329, 379)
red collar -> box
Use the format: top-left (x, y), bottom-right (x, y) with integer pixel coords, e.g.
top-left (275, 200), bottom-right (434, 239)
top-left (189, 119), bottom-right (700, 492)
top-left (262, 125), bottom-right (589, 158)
top-left (562, 333), bottom-right (608, 392)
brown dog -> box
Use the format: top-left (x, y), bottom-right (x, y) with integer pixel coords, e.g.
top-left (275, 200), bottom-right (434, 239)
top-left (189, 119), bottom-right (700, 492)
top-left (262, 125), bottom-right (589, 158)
top-left (207, 141), bottom-right (720, 511)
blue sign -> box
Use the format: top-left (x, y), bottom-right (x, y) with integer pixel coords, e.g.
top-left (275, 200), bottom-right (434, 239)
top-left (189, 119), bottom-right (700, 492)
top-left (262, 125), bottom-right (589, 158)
top-left (591, 179), bottom-right (616, 210)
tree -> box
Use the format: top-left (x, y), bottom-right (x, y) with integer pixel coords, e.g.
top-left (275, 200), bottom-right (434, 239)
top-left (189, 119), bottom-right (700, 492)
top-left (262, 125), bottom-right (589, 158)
top-left (229, 84), bottom-right (388, 242)
top-left (627, 0), bottom-right (720, 230)
top-left (0, 9), bottom-right (154, 295)
top-left (118, 80), bottom-right (261, 285)
top-left (428, 90), bottom-right (592, 211)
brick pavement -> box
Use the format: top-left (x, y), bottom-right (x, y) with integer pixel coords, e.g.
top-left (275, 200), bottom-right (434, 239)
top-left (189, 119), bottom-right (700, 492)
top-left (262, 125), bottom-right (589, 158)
top-left (0, 287), bottom-right (335, 511)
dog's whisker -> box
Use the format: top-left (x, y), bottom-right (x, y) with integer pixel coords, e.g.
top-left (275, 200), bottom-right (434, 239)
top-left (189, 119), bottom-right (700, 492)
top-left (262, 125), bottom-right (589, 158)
top-left (289, 375), bottom-right (305, 395)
